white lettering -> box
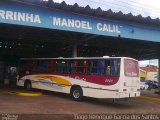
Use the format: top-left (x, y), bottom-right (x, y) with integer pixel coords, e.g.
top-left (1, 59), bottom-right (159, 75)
top-left (97, 23), bottom-right (121, 33)
top-left (6, 11), bottom-right (13, 20)
top-left (81, 21), bottom-right (87, 29)
top-left (13, 12), bottom-right (17, 20)
top-left (112, 25), bottom-right (116, 32)
top-left (105, 79), bottom-right (113, 83)
top-left (87, 21), bottom-right (92, 30)
top-left (0, 9), bottom-right (41, 23)
top-left (116, 25), bottom-right (121, 33)
top-left (108, 24), bottom-right (113, 32)
top-left (97, 23), bottom-right (102, 31)
top-left (0, 10), bottom-right (5, 19)
top-left (53, 17), bottom-right (61, 26)
top-left (68, 19), bottom-right (74, 27)
top-left (61, 18), bottom-right (68, 27)
top-left (34, 15), bottom-right (41, 23)
top-left (26, 13), bottom-right (33, 22)
top-left (52, 17), bottom-right (92, 30)
top-left (75, 20), bottom-right (81, 28)
top-left (17, 12), bottom-right (25, 21)
top-left (102, 24), bottom-right (108, 32)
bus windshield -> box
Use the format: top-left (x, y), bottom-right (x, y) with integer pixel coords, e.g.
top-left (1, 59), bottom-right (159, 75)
top-left (124, 59), bottom-right (139, 77)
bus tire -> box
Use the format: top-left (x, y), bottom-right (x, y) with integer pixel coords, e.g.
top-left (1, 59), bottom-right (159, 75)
top-left (70, 86), bottom-right (83, 101)
top-left (24, 80), bottom-right (32, 91)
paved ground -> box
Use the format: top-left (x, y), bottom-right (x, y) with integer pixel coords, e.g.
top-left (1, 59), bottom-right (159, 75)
top-left (0, 86), bottom-right (159, 120)
top-left (141, 89), bottom-right (160, 97)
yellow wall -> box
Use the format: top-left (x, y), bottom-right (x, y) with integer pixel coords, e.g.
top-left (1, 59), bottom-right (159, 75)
top-left (140, 70), bottom-right (147, 80)
top-left (146, 72), bottom-right (158, 81)
top-left (140, 70), bottom-right (158, 81)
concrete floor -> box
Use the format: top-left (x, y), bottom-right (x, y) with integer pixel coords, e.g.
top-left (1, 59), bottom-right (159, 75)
top-left (0, 87), bottom-right (159, 120)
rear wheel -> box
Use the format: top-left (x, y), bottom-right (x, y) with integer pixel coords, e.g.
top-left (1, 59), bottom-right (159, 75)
top-left (71, 86), bottom-right (83, 101)
top-left (24, 80), bottom-right (32, 91)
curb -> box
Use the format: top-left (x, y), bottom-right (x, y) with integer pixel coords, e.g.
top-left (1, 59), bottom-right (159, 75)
top-left (17, 92), bottom-right (42, 96)
top-left (0, 90), bottom-right (42, 97)
top-left (138, 96), bottom-right (160, 102)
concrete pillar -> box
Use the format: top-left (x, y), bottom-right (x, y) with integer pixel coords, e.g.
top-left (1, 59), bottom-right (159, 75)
top-left (158, 59), bottom-right (160, 93)
top-left (72, 44), bottom-right (77, 57)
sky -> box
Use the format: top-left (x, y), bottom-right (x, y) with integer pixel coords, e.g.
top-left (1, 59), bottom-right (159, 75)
top-left (140, 59), bottom-right (158, 67)
top-left (52, 0), bottom-right (160, 19)
top-left (50, 0), bottom-right (160, 66)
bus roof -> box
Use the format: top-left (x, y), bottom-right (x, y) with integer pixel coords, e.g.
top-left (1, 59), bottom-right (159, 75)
top-left (20, 57), bottom-right (137, 61)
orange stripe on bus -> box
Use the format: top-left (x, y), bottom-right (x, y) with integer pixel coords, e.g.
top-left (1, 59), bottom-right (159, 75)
top-left (34, 75), bottom-right (72, 86)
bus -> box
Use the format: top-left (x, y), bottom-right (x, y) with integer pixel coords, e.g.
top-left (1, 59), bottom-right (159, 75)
top-left (17, 57), bottom-right (140, 101)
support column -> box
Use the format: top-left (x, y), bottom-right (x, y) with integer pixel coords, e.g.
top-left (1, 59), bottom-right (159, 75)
top-left (72, 44), bottom-right (77, 57)
top-left (158, 58), bottom-right (160, 93)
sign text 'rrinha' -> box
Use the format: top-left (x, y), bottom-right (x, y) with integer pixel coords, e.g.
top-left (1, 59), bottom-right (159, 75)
top-left (0, 10), bottom-right (41, 23)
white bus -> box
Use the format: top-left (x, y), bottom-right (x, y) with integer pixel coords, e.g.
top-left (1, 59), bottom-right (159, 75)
top-left (17, 57), bottom-right (140, 101)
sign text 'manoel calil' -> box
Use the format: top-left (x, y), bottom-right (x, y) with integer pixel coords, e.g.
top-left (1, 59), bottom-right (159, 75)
top-left (0, 9), bottom-right (121, 34)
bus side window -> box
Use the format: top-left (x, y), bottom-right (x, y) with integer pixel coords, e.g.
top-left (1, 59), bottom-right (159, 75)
top-left (48, 60), bottom-right (56, 73)
top-left (61, 60), bottom-right (66, 73)
top-left (114, 59), bottom-right (120, 76)
top-left (56, 60), bottom-right (61, 73)
top-left (110, 59), bottom-right (120, 76)
top-left (83, 60), bottom-right (88, 74)
top-left (56, 60), bottom-right (66, 73)
top-left (39, 60), bottom-right (48, 72)
top-left (91, 60), bottom-right (97, 75)
top-left (105, 60), bottom-right (111, 76)
top-left (77, 60), bottom-right (84, 74)
top-left (70, 60), bottom-right (74, 74)
top-left (86, 60), bottom-right (91, 75)
top-left (52, 60), bottom-right (56, 73)
top-left (66, 60), bottom-right (71, 74)
top-left (44, 60), bottom-right (49, 72)
top-left (97, 60), bottom-right (105, 76)
top-left (72, 60), bottom-right (78, 74)
top-left (31, 60), bottom-right (38, 73)
top-left (112, 60), bottom-right (117, 76)
top-left (26, 61), bottom-right (34, 74)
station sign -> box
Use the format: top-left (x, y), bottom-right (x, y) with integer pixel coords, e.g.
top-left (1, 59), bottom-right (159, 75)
top-left (0, 1), bottom-right (160, 42)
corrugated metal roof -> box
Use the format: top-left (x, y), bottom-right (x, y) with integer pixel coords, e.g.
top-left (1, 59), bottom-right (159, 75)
top-left (11, 0), bottom-right (160, 26)
top-left (141, 66), bottom-right (158, 72)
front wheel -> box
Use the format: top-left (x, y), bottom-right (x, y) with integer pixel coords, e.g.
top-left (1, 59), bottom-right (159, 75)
top-left (71, 86), bottom-right (83, 101)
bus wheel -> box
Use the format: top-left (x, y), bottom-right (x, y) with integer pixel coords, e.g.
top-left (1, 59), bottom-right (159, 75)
top-left (71, 86), bottom-right (83, 101)
top-left (24, 80), bottom-right (32, 91)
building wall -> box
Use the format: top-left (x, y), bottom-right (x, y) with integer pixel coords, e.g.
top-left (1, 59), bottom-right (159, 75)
top-left (140, 66), bottom-right (158, 82)
top-left (140, 69), bottom-right (147, 81)
top-left (146, 72), bottom-right (158, 82)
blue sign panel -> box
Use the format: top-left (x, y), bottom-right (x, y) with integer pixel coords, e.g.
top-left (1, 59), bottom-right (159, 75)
top-left (0, 1), bottom-right (160, 42)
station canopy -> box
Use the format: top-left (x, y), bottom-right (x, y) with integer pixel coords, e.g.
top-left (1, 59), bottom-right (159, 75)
top-left (0, 0), bottom-right (160, 60)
